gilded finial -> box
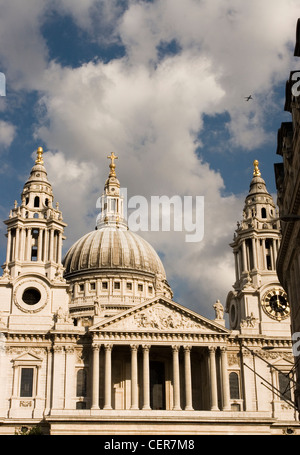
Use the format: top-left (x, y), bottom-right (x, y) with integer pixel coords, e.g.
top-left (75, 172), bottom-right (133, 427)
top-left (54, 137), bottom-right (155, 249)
top-left (107, 151), bottom-right (118, 177)
top-left (35, 146), bottom-right (44, 165)
top-left (253, 159), bottom-right (261, 177)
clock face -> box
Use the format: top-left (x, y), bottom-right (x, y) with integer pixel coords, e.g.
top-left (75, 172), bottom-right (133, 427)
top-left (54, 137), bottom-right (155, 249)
top-left (262, 289), bottom-right (290, 321)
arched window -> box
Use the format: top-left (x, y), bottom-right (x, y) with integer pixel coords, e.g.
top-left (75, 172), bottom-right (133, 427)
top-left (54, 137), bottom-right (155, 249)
top-left (34, 196), bottom-right (40, 208)
top-left (229, 372), bottom-right (240, 399)
top-left (261, 207), bottom-right (267, 218)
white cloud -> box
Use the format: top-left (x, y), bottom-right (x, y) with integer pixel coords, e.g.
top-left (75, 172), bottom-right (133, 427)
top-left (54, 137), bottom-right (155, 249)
top-left (0, 0), bottom-right (299, 317)
top-left (0, 120), bottom-right (16, 148)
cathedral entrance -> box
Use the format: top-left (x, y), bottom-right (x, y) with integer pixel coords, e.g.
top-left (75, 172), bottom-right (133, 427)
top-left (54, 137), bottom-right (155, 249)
top-left (150, 361), bottom-right (166, 410)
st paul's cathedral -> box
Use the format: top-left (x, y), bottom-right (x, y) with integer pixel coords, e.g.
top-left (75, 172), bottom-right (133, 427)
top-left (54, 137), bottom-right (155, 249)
top-left (0, 148), bottom-right (298, 435)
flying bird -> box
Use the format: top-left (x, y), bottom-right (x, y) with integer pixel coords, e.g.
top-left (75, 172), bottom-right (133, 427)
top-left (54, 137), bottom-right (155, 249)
top-left (245, 95), bottom-right (253, 101)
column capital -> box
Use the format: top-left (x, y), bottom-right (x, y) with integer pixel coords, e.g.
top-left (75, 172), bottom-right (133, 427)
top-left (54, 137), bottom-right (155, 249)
top-left (130, 344), bottom-right (139, 351)
top-left (172, 345), bottom-right (180, 352)
top-left (92, 343), bottom-right (101, 352)
top-left (104, 343), bottom-right (113, 352)
top-left (208, 345), bottom-right (217, 354)
top-left (183, 345), bottom-right (192, 352)
top-left (142, 344), bottom-right (151, 351)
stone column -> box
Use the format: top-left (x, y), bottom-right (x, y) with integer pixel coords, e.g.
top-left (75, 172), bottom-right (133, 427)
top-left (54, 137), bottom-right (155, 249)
top-left (184, 345), bottom-right (193, 410)
top-left (43, 229), bottom-right (49, 262)
top-left (234, 251), bottom-right (239, 282)
top-left (252, 237), bottom-right (257, 270)
top-left (91, 344), bottom-right (100, 409)
top-left (130, 344), bottom-right (139, 410)
top-left (142, 345), bottom-right (151, 410)
top-left (45, 347), bottom-right (52, 414)
top-left (91, 344), bottom-right (100, 410)
top-left (19, 228), bottom-right (25, 262)
top-left (172, 345), bottom-right (181, 410)
top-left (220, 347), bottom-right (231, 410)
top-left (15, 228), bottom-right (20, 261)
top-left (64, 346), bottom-right (75, 409)
top-left (103, 344), bottom-right (113, 410)
top-left (57, 231), bottom-right (62, 264)
top-left (52, 345), bottom-right (64, 409)
top-left (208, 346), bottom-right (219, 411)
top-left (49, 229), bottom-right (54, 261)
top-left (6, 229), bottom-right (11, 264)
top-left (242, 240), bottom-right (247, 272)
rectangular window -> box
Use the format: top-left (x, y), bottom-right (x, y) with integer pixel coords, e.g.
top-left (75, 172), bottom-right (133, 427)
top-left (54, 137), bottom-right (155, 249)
top-left (138, 284), bottom-right (143, 292)
top-left (127, 282), bottom-right (132, 290)
top-left (279, 373), bottom-right (292, 401)
top-left (76, 369), bottom-right (87, 397)
top-left (90, 282), bottom-right (96, 291)
top-left (102, 281), bottom-right (108, 290)
top-left (20, 368), bottom-right (34, 397)
top-left (114, 281), bottom-right (120, 290)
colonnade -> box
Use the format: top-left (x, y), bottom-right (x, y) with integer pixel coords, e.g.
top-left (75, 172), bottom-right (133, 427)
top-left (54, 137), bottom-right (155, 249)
top-left (6, 226), bottom-right (63, 266)
top-left (90, 343), bottom-right (231, 411)
top-left (234, 236), bottom-right (280, 281)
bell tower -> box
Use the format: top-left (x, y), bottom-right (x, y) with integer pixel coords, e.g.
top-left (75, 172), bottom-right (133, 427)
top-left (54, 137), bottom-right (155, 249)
top-left (0, 147), bottom-right (70, 330)
top-left (225, 160), bottom-right (291, 336)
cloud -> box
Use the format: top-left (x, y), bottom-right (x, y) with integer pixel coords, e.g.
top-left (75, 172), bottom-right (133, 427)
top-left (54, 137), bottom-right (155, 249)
top-left (0, 120), bottom-right (16, 149)
top-left (0, 0), bottom-right (299, 318)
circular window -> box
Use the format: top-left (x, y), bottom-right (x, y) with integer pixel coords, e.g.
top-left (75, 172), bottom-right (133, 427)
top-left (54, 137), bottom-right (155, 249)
top-left (22, 288), bottom-right (41, 305)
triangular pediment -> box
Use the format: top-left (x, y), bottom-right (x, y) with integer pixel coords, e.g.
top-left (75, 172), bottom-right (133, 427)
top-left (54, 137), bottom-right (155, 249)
top-left (13, 351), bottom-right (43, 364)
top-left (90, 296), bottom-right (229, 334)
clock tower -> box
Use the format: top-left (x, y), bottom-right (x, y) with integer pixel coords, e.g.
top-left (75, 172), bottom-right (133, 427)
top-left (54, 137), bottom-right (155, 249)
top-left (225, 160), bottom-right (290, 336)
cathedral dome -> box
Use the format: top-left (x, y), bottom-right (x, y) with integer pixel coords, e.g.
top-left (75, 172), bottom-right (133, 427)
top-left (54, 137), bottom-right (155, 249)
top-left (63, 227), bottom-right (166, 279)
top-left (63, 153), bottom-right (172, 320)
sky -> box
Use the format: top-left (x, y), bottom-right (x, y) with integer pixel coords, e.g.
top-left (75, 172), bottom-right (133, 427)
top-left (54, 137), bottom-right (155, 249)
top-left (0, 0), bottom-right (299, 322)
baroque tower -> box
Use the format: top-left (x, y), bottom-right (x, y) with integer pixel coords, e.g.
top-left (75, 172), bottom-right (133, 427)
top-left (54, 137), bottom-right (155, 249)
top-left (0, 147), bottom-right (69, 331)
top-left (226, 160), bottom-right (291, 336)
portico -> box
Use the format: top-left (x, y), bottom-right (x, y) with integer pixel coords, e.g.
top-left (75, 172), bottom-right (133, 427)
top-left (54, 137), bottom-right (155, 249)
top-left (89, 341), bottom-right (230, 412)
top-left (85, 297), bottom-right (231, 413)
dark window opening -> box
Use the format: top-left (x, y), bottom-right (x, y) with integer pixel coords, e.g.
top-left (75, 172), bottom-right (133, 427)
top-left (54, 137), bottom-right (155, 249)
top-left (229, 372), bottom-right (240, 399)
top-left (261, 207), bottom-right (267, 218)
top-left (20, 368), bottom-right (34, 397)
top-left (31, 246), bottom-right (38, 261)
top-left (76, 369), bottom-right (87, 397)
top-left (34, 196), bottom-right (40, 208)
top-left (22, 288), bottom-right (41, 305)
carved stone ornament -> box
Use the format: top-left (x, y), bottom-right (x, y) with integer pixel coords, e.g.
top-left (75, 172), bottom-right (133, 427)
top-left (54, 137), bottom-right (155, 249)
top-left (106, 304), bottom-right (206, 331)
top-left (13, 279), bottom-right (49, 313)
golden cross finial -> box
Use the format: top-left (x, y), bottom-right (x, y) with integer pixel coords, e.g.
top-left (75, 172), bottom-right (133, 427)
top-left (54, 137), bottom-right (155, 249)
top-left (253, 159), bottom-right (261, 177)
top-left (35, 146), bottom-right (44, 165)
top-left (107, 151), bottom-right (118, 176)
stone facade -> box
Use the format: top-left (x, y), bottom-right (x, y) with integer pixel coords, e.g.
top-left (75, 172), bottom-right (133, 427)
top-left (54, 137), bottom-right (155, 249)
top-left (275, 18), bottom-right (300, 415)
top-left (0, 149), bottom-right (298, 435)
